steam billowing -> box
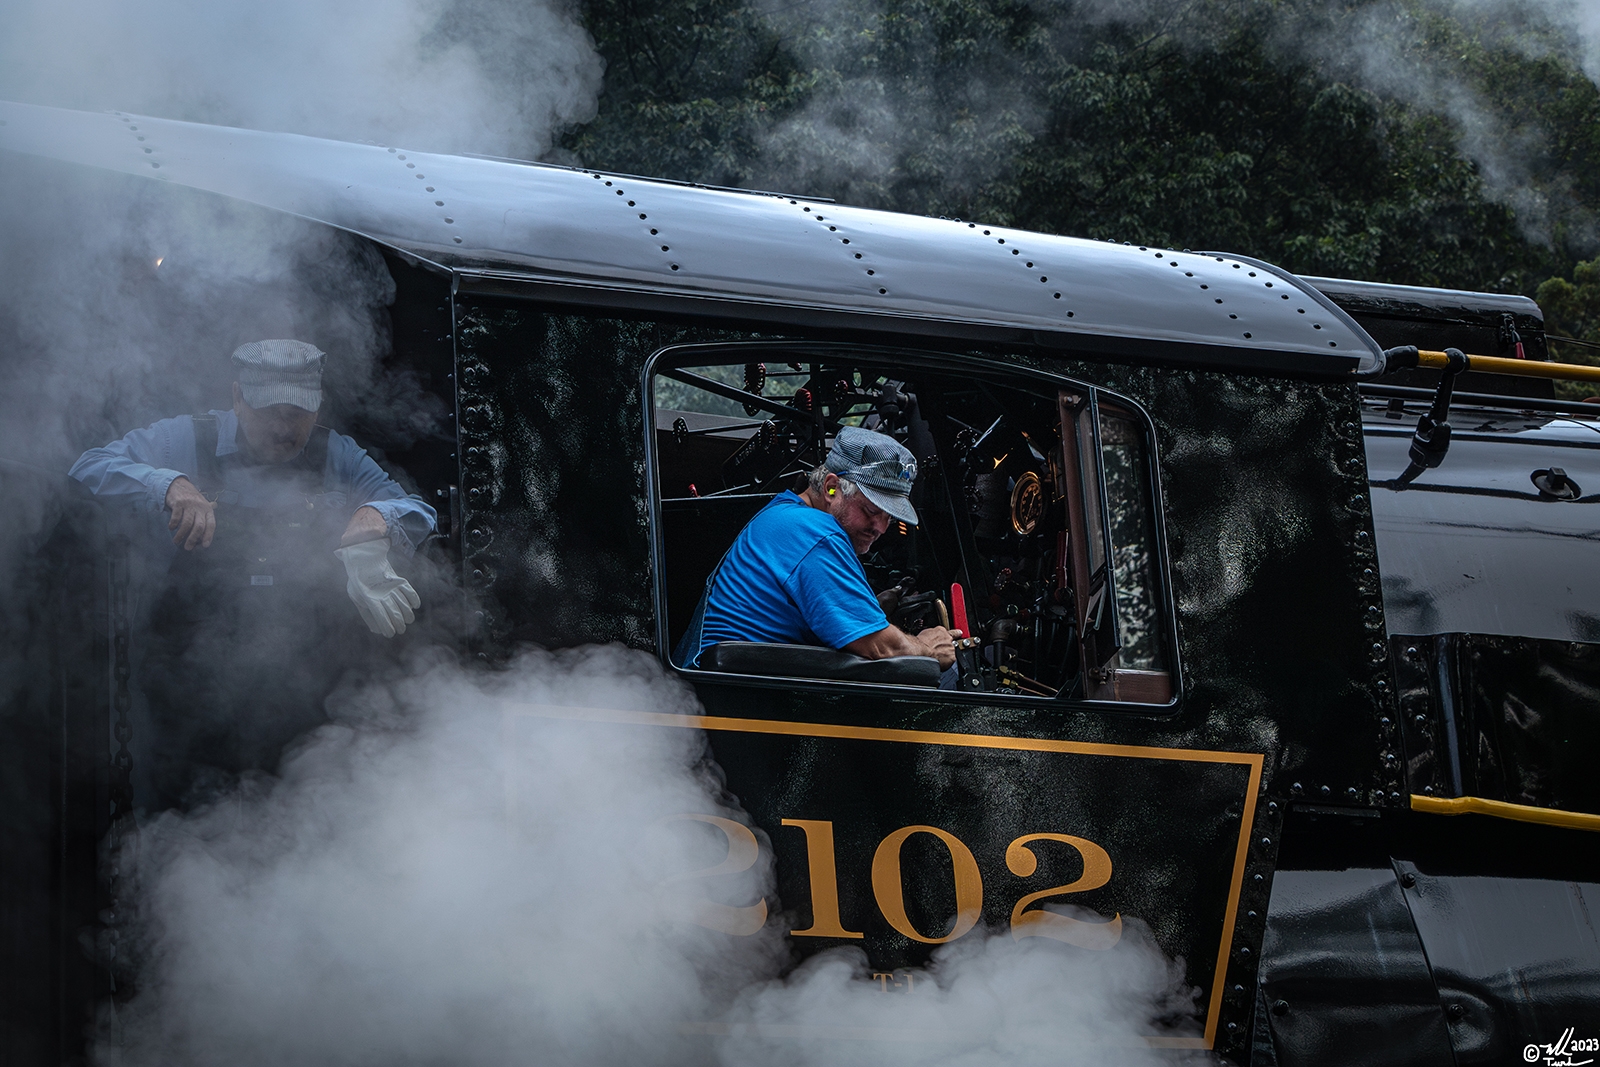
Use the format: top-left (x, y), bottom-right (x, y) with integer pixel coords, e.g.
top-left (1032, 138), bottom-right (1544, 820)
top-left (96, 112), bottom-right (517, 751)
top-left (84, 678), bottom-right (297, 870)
top-left (100, 648), bottom-right (1203, 1067)
top-left (0, 0), bottom-right (602, 158)
top-left (0, 103), bottom-right (1206, 1067)
top-left (1286, 0), bottom-right (1600, 247)
top-left (102, 648), bottom-right (778, 1066)
top-left (741, 0), bottom-right (1600, 247)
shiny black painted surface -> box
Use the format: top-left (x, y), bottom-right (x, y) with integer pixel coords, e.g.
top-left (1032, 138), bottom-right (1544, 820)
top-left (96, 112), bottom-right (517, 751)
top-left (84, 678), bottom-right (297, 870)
top-left (1394, 634), bottom-right (1600, 818)
top-left (453, 294), bottom-right (1394, 1059)
top-left (1363, 399), bottom-right (1600, 642)
top-left (1399, 861), bottom-right (1600, 1065)
top-left (453, 306), bottom-right (768, 649)
top-left (707, 726), bottom-right (1254, 973)
top-left (460, 297), bottom-right (1391, 794)
top-left (6, 92), bottom-right (1598, 1067)
top-left (1398, 811), bottom-right (1600, 1066)
top-left (1311, 275), bottom-right (1552, 399)
top-left (1268, 806), bottom-right (1600, 1067)
top-left (1258, 866), bottom-right (1455, 1067)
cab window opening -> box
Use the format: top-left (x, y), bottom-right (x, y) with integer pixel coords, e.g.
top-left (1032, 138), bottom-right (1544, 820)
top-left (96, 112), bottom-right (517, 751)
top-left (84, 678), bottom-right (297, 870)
top-left (649, 348), bottom-right (1175, 706)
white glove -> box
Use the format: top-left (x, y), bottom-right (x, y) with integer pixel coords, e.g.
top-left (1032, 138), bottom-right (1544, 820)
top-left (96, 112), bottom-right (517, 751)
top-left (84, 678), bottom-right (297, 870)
top-left (335, 537), bottom-right (420, 637)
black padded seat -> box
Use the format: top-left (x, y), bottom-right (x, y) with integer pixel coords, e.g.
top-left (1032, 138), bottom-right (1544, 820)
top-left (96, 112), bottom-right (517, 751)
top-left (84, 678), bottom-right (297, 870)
top-left (703, 641), bottom-right (940, 687)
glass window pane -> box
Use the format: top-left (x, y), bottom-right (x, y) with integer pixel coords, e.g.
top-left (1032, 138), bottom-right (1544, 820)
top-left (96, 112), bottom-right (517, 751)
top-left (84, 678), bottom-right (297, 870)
top-left (1099, 412), bottom-right (1166, 671)
top-left (653, 363), bottom-right (802, 417)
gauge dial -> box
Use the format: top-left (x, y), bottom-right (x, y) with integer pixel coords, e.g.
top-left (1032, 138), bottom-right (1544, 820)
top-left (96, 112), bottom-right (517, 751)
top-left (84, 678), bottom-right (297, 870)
top-left (1010, 471), bottom-right (1044, 535)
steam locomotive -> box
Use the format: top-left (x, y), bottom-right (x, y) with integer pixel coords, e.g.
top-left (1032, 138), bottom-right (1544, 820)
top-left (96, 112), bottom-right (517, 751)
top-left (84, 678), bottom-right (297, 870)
top-left (3, 99), bottom-right (1598, 1066)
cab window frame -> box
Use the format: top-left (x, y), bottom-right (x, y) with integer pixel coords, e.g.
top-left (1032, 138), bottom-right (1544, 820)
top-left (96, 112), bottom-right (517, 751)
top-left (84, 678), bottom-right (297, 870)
top-left (643, 341), bottom-right (1182, 713)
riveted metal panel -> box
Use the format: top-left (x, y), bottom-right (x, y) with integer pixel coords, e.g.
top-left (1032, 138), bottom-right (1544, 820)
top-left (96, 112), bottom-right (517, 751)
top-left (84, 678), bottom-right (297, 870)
top-left (0, 100), bottom-right (1380, 374)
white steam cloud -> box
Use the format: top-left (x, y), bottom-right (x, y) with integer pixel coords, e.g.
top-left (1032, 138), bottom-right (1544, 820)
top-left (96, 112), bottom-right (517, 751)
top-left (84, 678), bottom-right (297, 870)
top-left (747, 0), bottom-right (1039, 213)
top-left (742, 0), bottom-right (1600, 247)
top-left (1282, 0), bottom-right (1600, 247)
top-left (99, 648), bottom-right (1205, 1067)
top-left (0, 0), bottom-right (603, 158)
top-left (100, 648), bottom-right (778, 1066)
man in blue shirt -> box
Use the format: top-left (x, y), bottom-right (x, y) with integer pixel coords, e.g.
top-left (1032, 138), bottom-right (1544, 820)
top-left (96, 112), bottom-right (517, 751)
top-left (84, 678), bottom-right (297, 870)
top-left (691, 427), bottom-right (954, 670)
top-left (70, 339), bottom-right (438, 807)
top-left (71, 340), bottom-right (436, 635)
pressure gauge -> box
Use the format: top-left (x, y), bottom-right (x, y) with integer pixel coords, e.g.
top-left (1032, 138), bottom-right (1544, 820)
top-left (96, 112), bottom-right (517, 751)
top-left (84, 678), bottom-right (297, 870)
top-left (1010, 471), bottom-right (1044, 535)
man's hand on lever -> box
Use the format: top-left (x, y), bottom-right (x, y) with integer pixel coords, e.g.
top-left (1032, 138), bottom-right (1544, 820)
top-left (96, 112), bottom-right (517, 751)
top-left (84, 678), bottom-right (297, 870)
top-left (846, 624), bottom-right (958, 670)
top-left (166, 476), bottom-right (216, 550)
top-left (916, 626), bottom-right (957, 669)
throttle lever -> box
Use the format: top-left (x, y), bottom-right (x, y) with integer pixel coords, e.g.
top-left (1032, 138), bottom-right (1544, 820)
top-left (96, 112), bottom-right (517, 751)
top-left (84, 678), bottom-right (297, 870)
top-left (949, 582), bottom-right (984, 691)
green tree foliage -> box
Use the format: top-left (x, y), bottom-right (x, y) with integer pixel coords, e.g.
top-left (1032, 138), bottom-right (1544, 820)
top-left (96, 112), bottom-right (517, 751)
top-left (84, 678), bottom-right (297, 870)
top-left (1536, 258), bottom-right (1600, 395)
top-left (561, 0), bottom-right (1600, 304)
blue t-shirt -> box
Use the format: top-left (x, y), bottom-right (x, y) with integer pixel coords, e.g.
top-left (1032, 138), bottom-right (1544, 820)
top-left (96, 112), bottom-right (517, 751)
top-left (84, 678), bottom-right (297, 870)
top-left (693, 492), bottom-right (888, 665)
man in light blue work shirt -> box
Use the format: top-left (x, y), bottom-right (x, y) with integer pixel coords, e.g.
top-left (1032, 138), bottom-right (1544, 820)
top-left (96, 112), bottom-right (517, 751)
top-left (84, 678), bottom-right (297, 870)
top-left (70, 339), bottom-right (438, 806)
top-left (71, 339), bottom-right (435, 633)
top-left (688, 427), bottom-right (954, 670)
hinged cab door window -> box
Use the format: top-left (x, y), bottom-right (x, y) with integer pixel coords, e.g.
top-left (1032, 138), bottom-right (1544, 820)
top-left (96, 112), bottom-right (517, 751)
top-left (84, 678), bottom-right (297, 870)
top-left (1059, 390), bottom-right (1172, 704)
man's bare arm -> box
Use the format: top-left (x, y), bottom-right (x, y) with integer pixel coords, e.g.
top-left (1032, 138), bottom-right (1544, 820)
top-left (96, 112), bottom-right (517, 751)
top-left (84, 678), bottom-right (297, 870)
top-left (846, 625), bottom-right (957, 669)
top-left (340, 505), bottom-right (387, 547)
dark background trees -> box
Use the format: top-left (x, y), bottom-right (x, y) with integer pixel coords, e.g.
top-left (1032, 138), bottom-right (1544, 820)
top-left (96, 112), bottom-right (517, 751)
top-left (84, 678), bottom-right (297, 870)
top-left (560, 0), bottom-right (1600, 349)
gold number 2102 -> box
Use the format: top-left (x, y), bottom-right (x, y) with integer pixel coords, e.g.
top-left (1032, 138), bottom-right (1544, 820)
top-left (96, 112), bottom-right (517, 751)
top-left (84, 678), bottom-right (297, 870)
top-left (670, 817), bottom-right (1121, 949)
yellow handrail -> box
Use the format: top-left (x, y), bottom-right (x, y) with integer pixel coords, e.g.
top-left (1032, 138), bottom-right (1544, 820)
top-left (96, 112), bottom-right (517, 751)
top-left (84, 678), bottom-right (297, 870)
top-left (1410, 793), bottom-right (1600, 832)
top-left (1416, 349), bottom-right (1600, 386)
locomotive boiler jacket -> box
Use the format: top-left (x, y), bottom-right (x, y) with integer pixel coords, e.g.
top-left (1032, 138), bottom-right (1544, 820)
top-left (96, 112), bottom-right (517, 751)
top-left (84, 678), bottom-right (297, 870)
top-left (69, 409), bottom-right (437, 555)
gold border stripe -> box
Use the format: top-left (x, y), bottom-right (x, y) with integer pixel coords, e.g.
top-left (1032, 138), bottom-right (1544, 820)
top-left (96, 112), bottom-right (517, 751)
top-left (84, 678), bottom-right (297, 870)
top-left (1205, 756), bottom-right (1262, 1050)
top-left (1410, 793), bottom-right (1600, 832)
top-left (511, 703), bottom-right (1264, 1050)
top-left (509, 703), bottom-right (1265, 768)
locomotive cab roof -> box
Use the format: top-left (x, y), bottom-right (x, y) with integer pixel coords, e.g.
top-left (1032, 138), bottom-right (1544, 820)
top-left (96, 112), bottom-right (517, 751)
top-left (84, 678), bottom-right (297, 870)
top-left (0, 99), bottom-right (1382, 376)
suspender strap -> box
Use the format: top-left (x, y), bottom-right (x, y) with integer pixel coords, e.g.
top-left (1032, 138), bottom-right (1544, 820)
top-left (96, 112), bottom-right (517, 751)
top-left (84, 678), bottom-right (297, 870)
top-left (190, 414), bottom-right (223, 495)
